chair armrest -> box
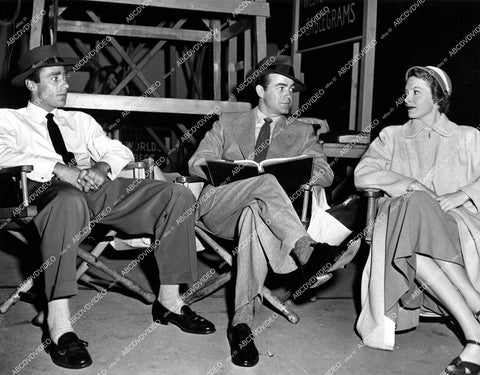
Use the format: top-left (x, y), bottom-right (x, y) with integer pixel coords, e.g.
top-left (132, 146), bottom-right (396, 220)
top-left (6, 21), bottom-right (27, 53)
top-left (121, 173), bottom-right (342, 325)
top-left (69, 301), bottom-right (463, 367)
top-left (121, 161), bottom-right (148, 179)
top-left (0, 165), bottom-right (34, 207)
top-left (0, 165), bottom-right (34, 175)
top-left (364, 189), bottom-right (382, 245)
top-left (123, 161), bottom-right (146, 170)
top-left (175, 175), bottom-right (208, 184)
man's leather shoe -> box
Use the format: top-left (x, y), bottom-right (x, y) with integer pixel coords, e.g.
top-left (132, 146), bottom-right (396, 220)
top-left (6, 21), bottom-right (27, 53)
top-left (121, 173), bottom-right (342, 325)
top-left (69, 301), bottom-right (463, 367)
top-left (152, 300), bottom-right (215, 334)
top-left (303, 239), bottom-right (360, 278)
top-left (227, 323), bottom-right (259, 367)
top-left (45, 332), bottom-right (92, 369)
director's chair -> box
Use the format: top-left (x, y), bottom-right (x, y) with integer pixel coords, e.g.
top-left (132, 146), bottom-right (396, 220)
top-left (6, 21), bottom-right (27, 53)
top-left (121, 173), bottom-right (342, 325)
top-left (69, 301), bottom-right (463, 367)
top-left (0, 162), bottom-right (155, 322)
top-left (1, 162), bottom-right (331, 326)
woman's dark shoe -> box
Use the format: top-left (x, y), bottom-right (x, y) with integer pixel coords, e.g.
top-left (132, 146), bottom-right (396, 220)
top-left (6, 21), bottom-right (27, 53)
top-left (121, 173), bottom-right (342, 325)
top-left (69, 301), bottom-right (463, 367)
top-left (227, 323), bottom-right (259, 367)
top-left (445, 340), bottom-right (480, 375)
top-left (45, 332), bottom-right (92, 369)
top-left (152, 300), bottom-right (215, 334)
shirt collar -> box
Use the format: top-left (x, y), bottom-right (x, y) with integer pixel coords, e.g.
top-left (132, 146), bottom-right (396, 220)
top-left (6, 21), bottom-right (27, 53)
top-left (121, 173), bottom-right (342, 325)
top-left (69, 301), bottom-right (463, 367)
top-left (26, 101), bottom-right (59, 123)
top-left (255, 107), bottom-right (281, 126)
top-left (400, 114), bottom-right (457, 138)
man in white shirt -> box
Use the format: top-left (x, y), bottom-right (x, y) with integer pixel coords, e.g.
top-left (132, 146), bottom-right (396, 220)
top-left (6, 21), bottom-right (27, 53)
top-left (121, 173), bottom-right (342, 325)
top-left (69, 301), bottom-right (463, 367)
top-left (2, 45), bottom-right (214, 369)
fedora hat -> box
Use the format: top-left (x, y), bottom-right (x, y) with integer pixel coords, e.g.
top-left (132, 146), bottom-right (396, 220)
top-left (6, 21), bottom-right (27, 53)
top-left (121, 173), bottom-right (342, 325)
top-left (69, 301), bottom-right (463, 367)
top-left (11, 45), bottom-right (77, 86)
top-left (254, 54), bottom-right (306, 92)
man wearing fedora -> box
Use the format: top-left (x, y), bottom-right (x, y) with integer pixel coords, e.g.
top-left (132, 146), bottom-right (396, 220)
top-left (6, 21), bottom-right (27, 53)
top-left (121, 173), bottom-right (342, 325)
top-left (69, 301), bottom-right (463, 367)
top-left (189, 55), bottom-right (357, 367)
top-left (1, 45), bottom-right (216, 369)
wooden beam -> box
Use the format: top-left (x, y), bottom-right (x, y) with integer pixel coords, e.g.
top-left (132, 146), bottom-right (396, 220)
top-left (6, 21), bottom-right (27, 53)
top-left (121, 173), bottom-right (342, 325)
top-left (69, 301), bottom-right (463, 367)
top-left (110, 19), bottom-right (187, 95)
top-left (30, 0), bottom-right (46, 49)
top-left (85, 11), bottom-right (155, 94)
top-left (243, 27), bottom-right (251, 78)
top-left (228, 36), bottom-right (237, 98)
top-left (57, 20), bottom-right (212, 43)
top-left (76, 0), bottom-right (270, 17)
top-left (65, 93), bottom-right (251, 114)
top-left (291, 0), bottom-right (300, 112)
top-left (357, 0), bottom-right (377, 134)
top-left (221, 18), bottom-right (252, 42)
top-left (349, 42), bottom-right (360, 130)
top-left (211, 19), bottom-right (221, 100)
top-left (254, 16), bottom-right (267, 64)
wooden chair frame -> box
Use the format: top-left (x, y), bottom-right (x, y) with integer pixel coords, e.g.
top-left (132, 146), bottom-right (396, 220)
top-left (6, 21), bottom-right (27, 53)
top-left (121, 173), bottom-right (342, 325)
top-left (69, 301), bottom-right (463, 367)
top-left (0, 162), bottom-right (155, 319)
top-left (1, 165), bottom-right (318, 326)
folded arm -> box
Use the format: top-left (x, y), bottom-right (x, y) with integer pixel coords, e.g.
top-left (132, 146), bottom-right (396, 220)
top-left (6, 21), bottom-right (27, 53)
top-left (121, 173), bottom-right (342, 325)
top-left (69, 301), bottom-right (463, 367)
top-left (354, 128), bottom-right (419, 197)
top-left (84, 113), bottom-right (134, 181)
top-left (298, 125), bottom-right (333, 187)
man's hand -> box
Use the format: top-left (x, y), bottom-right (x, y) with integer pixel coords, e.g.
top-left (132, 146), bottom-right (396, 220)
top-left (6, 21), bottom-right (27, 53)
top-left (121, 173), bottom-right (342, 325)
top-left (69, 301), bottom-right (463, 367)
top-left (53, 163), bottom-right (83, 190)
top-left (77, 162), bottom-right (110, 192)
top-left (436, 191), bottom-right (470, 212)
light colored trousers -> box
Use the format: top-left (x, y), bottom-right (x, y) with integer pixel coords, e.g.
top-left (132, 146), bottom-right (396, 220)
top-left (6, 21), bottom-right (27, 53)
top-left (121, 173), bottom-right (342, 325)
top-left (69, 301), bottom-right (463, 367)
top-left (197, 174), bottom-right (307, 311)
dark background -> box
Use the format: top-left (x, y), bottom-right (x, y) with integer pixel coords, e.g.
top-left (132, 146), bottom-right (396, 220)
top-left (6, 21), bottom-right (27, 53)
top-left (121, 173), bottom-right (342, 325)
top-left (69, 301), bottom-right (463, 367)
top-left (268, 0), bottom-right (480, 139)
top-left (1, 0), bottom-right (479, 144)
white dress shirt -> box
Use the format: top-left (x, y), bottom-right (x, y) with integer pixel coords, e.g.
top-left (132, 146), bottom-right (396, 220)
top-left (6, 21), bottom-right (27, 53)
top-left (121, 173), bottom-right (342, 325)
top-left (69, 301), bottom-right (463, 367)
top-left (0, 101), bottom-right (134, 182)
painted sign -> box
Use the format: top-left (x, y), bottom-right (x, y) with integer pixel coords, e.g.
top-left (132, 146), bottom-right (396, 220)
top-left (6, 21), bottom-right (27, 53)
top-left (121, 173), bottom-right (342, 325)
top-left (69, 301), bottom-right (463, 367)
top-left (298, 0), bottom-right (363, 52)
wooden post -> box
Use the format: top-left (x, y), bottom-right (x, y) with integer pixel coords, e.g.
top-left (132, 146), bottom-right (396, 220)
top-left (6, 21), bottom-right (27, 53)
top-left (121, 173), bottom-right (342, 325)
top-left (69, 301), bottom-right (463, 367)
top-left (228, 33), bottom-right (238, 99)
top-left (29, 0), bottom-right (46, 49)
top-left (254, 15), bottom-right (267, 64)
top-left (243, 28), bottom-right (252, 79)
top-left (211, 19), bottom-right (221, 100)
top-left (291, 0), bottom-right (301, 113)
top-left (349, 42), bottom-right (360, 130)
top-left (357, 0), bottom-right (377, 134)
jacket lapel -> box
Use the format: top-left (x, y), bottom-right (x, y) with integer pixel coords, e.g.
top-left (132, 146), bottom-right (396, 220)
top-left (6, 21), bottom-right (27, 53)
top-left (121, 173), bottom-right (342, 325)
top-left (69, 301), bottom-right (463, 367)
top-left (235, 109), bottom-right (257, 160)
top-left (268, 116), bottom-right (288, 156)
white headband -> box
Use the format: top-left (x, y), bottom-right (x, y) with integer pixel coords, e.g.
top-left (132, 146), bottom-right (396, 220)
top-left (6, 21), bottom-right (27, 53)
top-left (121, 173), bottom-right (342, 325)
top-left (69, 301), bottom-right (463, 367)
top-left (406, 66), bottom-right (452, 95)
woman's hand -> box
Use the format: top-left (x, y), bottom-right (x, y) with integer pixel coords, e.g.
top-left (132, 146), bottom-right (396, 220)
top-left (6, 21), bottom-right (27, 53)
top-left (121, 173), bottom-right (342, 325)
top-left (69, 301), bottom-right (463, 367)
top-left (436, 191), bottom-right (470, 211)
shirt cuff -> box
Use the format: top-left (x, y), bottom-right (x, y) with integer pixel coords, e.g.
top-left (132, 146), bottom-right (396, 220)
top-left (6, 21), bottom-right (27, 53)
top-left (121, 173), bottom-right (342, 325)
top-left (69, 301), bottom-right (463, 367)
top-left (99, 156), bottom-right (130, 180)
top-left (29, 158), bottom-right (58, 182)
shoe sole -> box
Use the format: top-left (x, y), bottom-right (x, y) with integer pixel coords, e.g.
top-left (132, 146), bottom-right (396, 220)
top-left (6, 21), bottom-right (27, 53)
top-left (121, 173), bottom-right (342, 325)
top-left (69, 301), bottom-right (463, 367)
top-left (161, 319), bottom-right (216, 335)
top-left (326, 238), bottom-right (361, 273)
top-left (309, 273), bottom-right (333, 289)
top-left (231, 356), bottom-right (260, 367)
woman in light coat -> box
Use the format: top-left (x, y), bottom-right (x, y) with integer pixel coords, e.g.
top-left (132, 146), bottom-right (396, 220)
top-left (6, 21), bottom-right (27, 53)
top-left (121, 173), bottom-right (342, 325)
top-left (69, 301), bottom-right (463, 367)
top-left (355, 66), bottom-right (480, 375)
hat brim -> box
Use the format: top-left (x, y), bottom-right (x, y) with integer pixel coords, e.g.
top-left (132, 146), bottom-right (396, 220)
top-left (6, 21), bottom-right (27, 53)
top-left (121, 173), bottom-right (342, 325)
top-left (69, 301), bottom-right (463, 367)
top-left (11, 58), bottom-right (77, 86)
top-left (259, 69), bottom-right (306, 92)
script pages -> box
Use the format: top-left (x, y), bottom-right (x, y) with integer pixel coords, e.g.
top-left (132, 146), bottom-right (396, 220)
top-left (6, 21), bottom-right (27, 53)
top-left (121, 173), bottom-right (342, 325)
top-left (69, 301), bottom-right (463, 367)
top-left (206, 155), bottom-right (314, 189)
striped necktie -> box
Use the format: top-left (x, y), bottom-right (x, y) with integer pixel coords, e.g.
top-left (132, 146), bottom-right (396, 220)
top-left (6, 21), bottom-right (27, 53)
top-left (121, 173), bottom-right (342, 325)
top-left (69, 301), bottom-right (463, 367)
top-left (46, 113), bottom-right (77, 166)
top-left (254, 117), bottom-right (272, 162)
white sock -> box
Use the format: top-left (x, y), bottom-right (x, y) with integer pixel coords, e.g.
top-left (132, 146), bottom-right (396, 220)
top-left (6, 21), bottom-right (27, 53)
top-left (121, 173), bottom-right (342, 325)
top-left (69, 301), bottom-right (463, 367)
top-left (158, 285), bottom-right (184, 314)
top-left (47, 299), bottom-right (73, 344)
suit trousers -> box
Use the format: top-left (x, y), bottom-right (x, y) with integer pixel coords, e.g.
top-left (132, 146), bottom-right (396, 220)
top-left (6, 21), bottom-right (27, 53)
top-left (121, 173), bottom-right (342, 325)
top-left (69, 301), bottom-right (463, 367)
top-left (28, 177), bottom-right (197, 301)
top-left (198, 174), bottom-right (307, 312)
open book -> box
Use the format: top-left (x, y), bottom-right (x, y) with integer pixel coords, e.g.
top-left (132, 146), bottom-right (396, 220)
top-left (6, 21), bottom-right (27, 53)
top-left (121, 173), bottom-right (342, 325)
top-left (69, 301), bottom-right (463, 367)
top-left (206, 155), bottom-right (314, 189)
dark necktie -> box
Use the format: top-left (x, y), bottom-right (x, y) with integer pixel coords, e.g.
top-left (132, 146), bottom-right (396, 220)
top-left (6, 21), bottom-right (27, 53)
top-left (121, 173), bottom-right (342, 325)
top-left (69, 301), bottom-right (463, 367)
top-left (254, 117), bottom-right (273, 162)
top-left (46, 113), bottom-right (76, 166)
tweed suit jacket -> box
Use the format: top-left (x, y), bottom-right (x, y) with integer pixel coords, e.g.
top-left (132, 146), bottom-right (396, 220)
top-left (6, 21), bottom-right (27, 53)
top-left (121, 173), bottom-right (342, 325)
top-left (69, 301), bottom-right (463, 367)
top-left (189, 108), bottom-right (333, 187)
